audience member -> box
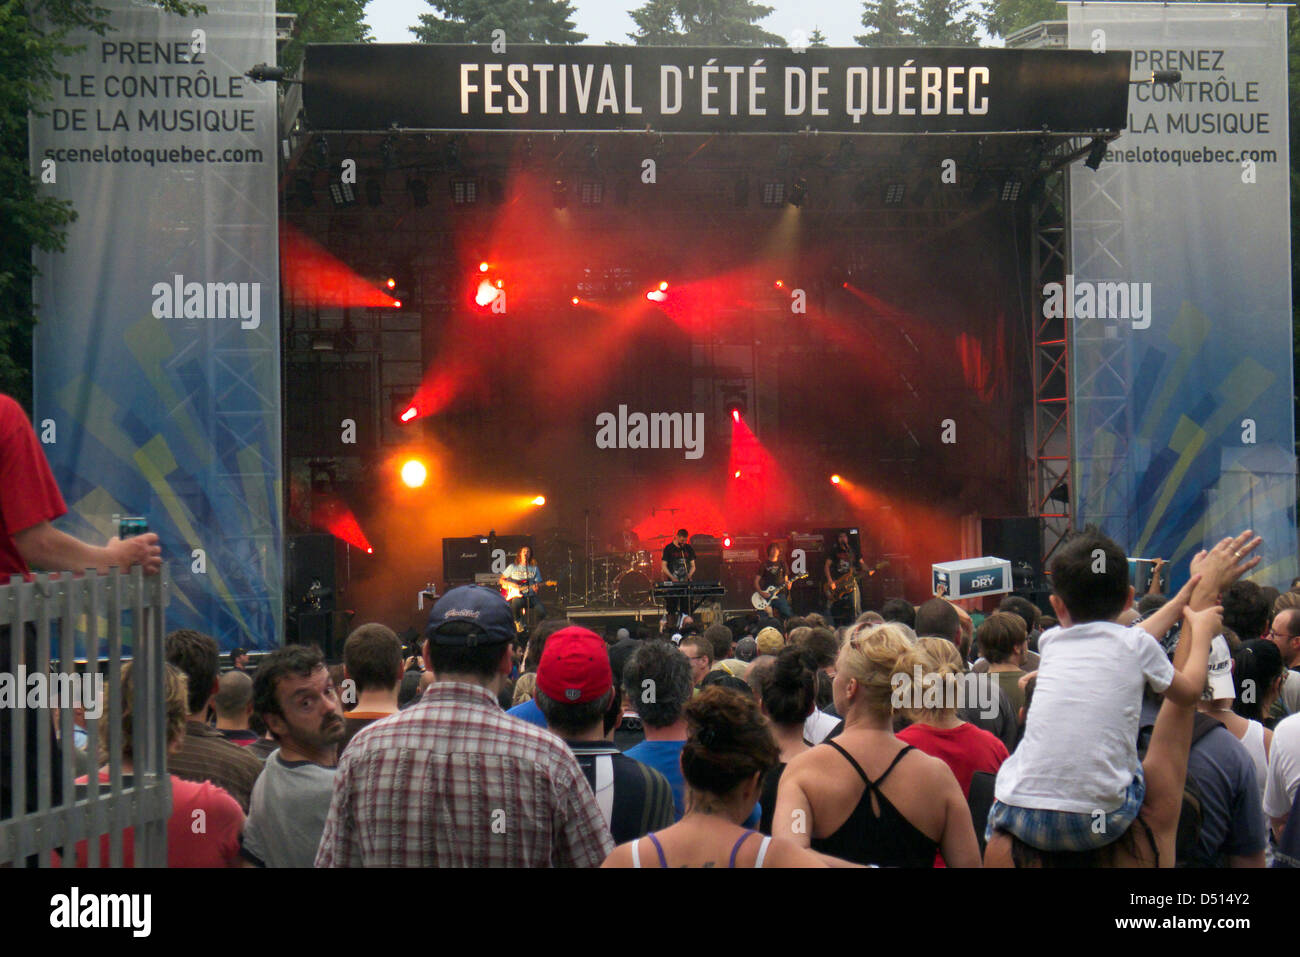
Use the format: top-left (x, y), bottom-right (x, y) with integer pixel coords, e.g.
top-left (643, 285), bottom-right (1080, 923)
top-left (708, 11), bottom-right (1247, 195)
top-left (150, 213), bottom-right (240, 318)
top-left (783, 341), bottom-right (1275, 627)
top-left (1268, 607), bottom-right (1300, 721)
top-left (976, 612), bottom-right (1030, 722)
top-left (340, 623), bottom-right (404, 751)
top-left (534, 626), bottom-right (674, 844)
top-left (317, 586), bottom-right (612, 867)
top-left (755, 646), bottom-right (818, 834)
top-left (880, 597), bottom-right (915, 630)
top-left (680, 635), bottom-right (714, 689)
top-left (914, 598), bottom-right (1017, 750)
top-left (774, 624), bottom-right (982, 867)
top-left (602, 687), bottom-right (831, 868)
top-left (1223, 580), bottom-right (1270, 642)
top-left (75, 662), bottom-right (243, 867)
top-left (505, 617), bottom-right (573, 728)
top-left (213, 670), bottom-right (258, 746)
top-left (242, 645), bottom-right (344, 868)
top-left (755, 626), bottom-right (784, 657)
top-left (164, 629), bottom-right (264, 813)
top-left (622, 640), bottom-right (694, 819)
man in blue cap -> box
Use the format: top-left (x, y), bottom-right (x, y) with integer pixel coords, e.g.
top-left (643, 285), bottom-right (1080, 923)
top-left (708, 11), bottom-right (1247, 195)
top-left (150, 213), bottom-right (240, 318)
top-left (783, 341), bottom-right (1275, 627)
top-left (316, 585), bottom-right (613, 867)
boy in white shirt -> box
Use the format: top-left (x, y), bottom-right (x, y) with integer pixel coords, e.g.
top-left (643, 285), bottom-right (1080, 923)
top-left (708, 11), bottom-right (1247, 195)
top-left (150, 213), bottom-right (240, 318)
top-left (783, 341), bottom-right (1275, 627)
top-left (987, 529), bottom-right (1244, 852)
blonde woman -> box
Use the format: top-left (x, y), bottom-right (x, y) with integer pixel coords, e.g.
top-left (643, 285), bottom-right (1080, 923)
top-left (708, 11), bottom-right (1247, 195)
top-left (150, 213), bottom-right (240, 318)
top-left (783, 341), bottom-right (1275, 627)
top-left (512, 671), bottom-right (538, 707)
top-left (773, 623), bottom-right (982, 867)
top-left (896, 637), bottom-right (1009, 799)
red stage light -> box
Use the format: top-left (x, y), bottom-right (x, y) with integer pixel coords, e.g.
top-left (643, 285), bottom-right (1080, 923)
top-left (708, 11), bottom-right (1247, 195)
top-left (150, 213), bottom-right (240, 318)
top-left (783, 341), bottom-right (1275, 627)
top-left (658, 281), bottom-right (669, 292)
top-left (831, 474), bottom-right (842, 485)
top-left (399, 405), bottom-right (418, 423)
top-left (392, 299), bottom-right (402, 309)
top-left (495, 279), bottom-right (504, 289)
top-left (571, 296), bottom-right (580, 305)
top-left (366, 547), bottom-right (374, 554)
top-left (475, 280), bottom-right (499, 307)
top-left (723, 536), bottom-right (732, 548)
top-left (774, 280), bottom-right (784, 288)
top-left (731, 409), bottom-right (741, 423)
top-left (479, 262), bottom-right (490, 272)
top-left (386, 278), bottom-right (396, 290)
top-left (733, 469), bottom-right (742, 479)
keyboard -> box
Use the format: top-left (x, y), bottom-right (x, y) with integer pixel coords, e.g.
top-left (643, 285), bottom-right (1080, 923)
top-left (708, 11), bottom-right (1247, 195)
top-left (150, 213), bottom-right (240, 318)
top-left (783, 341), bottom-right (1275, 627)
top-left (651, 581), bottom-right (725, 601)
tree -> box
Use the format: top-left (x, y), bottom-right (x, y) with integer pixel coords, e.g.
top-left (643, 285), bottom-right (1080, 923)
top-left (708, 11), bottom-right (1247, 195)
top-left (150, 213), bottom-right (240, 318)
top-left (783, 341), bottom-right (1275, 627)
top-left (413, 0), bottom-right (586, 44)
top-left (1, 0), bottom-right (204, 408)
top-left (980, 0), bottom-right (1059, 40)
top-left (627, 0), bottom-right (784, 47)
top-left (855, 0), bottom-right (916, 47)
top-left (277, 0), bottom-right (372, 73)
top-left (808, 27), bottom-right (829, 47)
top-left (913, 0), bottom-right (978, 45)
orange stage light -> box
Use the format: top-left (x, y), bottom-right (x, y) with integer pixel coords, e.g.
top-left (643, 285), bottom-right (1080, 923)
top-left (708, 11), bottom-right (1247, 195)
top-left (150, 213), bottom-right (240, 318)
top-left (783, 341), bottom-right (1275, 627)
top-left (400, 460), bottom-right (428, 488)
top-left (532, 495), bottom-right (546, 506)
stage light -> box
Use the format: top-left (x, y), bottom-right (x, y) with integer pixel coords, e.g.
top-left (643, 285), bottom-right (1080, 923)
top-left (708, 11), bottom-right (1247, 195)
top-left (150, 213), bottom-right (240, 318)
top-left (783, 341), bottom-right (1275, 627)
top-left (392, 299), bottom-right (402, 309)
top-left (495, 279), bottom-right (504, 289)
top-left (646, 288), bottom-right (667, 303)
top-left (774, 280), bottom-right (784, 288)
top-left (883, 182), bottom-right (905, 205)
top-left (400, 406), bottom-right (417, 423)
top-left (761, 181), bottom-right (785, 206)
top-left (580, 181), bottom-right (604, 206)
top-left (732, 410), bottom-right (740, 423)
top-left (571, 296), bottom-right (580, 305)
top-left (479, 262), bottom-right (490, 272)
top-left (532, 495), bottom-right (546, 506)
top-left (366, 547), bottom-right (373, 554)
top-left (476, 280), bottom-right (500, 307)
top-left (831, 474), bottom-right (842, 485)
top-left (1000, 176), bottom-right (1022, 202)
top-left (723, 536), bottom-right (732, 548)
top-left (552, 179), bottom-right (568, 209)
top-left (400, 459), bottom-right (428, 488)
top-left (1084, 138), bottom-right (1108, 171)
top-left (733, 470), bottom-right (742, 478)
top-left (789, 177), bottom-right (808, 208)
top-left (658, 281), bottom-right (669, 292)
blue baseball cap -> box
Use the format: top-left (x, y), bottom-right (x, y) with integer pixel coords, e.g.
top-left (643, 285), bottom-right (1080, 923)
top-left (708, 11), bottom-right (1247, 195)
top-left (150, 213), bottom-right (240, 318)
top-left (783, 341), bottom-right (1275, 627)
top-left (425, 585), bottom-right (516, 646)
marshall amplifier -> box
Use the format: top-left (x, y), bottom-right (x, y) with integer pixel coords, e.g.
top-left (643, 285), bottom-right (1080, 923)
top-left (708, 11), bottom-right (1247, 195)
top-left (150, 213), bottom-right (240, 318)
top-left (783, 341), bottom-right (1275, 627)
top-left (442, 535), bottom-right (534, 586)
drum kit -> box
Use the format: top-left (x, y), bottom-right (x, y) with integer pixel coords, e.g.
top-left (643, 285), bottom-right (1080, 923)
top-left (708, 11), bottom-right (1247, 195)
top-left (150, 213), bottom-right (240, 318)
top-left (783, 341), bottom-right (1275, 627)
top-left (591, 549), bottom-right (656, 607)
top-left (537, 526), bottom-right (673, 609)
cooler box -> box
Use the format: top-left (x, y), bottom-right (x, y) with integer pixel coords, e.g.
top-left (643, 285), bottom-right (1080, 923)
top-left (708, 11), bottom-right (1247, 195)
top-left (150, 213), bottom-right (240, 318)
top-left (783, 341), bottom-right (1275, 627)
top-left (932, 557), bottom-right (1013, 599)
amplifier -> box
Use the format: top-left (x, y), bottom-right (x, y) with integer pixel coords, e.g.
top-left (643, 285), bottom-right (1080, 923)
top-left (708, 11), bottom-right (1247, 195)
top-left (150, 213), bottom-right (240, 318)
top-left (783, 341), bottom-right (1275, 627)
top-left (722, 548), bottom-right (760, 564)
top-left (789, 533), bottom-right (825, 553)
top-left (474, 573), bottom-right (499, 586)
top-left (443, 535), bottom-right (533, 583)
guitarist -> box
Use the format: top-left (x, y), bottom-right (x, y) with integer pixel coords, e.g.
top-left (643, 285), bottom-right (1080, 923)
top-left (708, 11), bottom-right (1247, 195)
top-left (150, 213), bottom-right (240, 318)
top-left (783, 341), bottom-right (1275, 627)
top-left (500, 545), bottom-right (547, 626)
top-left (823, 530), bottom-right (865, 626)
top-left (754, 543), bottom-right (794, 622)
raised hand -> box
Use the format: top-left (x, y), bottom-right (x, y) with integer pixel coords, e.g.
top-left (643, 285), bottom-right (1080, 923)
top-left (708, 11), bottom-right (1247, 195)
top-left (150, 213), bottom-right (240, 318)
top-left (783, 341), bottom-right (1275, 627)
top-left (1189, 530), bottom-right (1262, 610)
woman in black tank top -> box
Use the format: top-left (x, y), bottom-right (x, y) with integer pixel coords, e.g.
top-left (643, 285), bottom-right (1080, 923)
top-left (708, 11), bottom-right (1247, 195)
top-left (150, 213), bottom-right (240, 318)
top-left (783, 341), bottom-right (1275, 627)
top-left (773, 623), bottom-right (982, 868)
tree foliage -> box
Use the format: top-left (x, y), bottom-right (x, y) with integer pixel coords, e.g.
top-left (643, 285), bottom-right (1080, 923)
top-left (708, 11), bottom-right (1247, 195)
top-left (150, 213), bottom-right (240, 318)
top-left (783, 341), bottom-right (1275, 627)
top-left (278, 0), bottom-right (371, 73)
top-left (413, 0), bottom-right (586, 44)
top-left (855, 0), bottom-right (916, 47)
top-left (627, 0), bottom-right (784, 47)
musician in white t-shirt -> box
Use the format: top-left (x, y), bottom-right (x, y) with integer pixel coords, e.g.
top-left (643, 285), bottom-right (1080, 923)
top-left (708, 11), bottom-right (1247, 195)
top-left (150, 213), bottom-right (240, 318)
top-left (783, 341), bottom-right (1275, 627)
top-left (500, 546), bottom-right (546, 624)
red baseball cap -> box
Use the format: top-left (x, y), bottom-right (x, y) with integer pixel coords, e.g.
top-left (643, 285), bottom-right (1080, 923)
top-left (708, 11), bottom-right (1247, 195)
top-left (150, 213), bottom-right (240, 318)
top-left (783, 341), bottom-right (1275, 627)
top-left (536, 627), bottom-right (612, 705)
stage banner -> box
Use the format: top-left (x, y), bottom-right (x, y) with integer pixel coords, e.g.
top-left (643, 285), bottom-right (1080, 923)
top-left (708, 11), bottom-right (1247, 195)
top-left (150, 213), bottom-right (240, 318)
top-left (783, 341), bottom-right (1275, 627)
top-left (1067, 3), bottom-right (1296, 587)
top-left (303, 43), bottom-right (1130, 134)
top-left (29, 0), bottom-right (283, 650)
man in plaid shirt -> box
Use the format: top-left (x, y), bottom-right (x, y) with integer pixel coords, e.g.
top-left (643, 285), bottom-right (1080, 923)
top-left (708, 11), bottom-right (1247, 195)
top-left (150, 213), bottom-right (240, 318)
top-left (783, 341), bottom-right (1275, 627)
top-left (316, 585), bottom-right (613, 867)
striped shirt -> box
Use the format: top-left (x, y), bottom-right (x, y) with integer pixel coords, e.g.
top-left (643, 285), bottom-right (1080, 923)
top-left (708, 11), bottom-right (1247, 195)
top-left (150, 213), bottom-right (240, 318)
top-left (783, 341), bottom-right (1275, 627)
top-left (169, 720), bottom-right (264, 813)
top-left (315, 681), bottom-right (614, 867)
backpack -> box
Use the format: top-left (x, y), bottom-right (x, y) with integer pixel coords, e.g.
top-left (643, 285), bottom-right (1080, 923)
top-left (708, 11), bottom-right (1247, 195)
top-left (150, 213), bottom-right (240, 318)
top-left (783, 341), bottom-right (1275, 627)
top-left (1136, 711), bottom-right (1220, 866)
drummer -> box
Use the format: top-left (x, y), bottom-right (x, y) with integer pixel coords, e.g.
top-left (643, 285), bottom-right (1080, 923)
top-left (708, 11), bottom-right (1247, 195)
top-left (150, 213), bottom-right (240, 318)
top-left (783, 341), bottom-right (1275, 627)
top-left (607, 516), bottom-right (641, 558)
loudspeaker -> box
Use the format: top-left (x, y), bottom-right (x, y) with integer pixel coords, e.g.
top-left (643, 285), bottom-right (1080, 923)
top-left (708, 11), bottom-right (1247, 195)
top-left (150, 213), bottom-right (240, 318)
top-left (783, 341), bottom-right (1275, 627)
top-left (287, 534), bottom-right (336, 609)
top-left (980, 518), bottom-right (1042, 578)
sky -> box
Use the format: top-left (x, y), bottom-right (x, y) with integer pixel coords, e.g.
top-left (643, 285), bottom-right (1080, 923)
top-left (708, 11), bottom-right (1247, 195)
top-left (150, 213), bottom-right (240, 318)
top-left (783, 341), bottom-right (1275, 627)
top-left (363, 0), bottom-right (870, 46)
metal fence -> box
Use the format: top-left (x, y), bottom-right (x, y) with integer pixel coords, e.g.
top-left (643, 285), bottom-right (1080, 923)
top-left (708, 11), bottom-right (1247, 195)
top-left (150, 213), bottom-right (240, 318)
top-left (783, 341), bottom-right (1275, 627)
top-left (0, 567), bottom-right (171, 866)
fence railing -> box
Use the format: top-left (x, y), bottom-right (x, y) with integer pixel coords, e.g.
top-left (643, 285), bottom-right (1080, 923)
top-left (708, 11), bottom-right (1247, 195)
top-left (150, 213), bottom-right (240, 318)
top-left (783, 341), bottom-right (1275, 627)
top-left (0, 567), bottom-right (170, 866)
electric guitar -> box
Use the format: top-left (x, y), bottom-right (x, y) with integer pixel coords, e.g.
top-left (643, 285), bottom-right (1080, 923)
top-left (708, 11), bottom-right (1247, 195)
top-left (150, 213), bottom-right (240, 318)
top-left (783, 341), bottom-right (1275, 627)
top-left (823, 561), bottom-right (889, 600)
top-left (501, 578), bottom-right (556, 602)
top-left (752, 574), bottom-right (809, 610)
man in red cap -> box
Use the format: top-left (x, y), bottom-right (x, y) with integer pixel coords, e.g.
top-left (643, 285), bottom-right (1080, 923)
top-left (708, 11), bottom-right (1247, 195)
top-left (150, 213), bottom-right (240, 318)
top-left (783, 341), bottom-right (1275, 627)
top-left (535, 627), bottom-right (675, 845)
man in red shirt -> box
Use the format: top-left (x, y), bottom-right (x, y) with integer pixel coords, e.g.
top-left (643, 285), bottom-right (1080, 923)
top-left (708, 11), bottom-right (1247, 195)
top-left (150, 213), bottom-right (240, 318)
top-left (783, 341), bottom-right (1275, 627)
top-left (0, 392), bottom-right (162, 830)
